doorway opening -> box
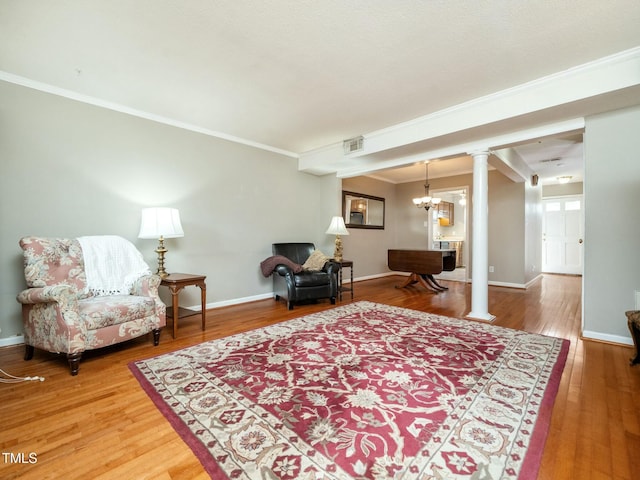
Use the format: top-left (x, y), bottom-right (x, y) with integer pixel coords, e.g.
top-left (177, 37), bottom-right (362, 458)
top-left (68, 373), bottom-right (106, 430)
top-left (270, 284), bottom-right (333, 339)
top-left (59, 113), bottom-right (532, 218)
top-left (430, 186), bottom-right (469, 283)
top-left (542, 195), bottom-right (584, 275)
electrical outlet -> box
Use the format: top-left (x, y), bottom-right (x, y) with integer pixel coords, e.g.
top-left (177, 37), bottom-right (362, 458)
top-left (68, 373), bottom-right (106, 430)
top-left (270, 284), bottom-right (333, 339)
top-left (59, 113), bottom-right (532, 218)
top-left (635, 290), bottom-right (640, 310)
top-left (489, 266), bottom-right (495, 273)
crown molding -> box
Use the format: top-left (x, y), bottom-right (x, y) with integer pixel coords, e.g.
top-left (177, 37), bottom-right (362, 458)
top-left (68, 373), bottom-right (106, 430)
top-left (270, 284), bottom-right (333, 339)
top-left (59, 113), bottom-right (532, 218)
top-left (0, 71), bottom-right (298, 159)
top-left (300, 47), bottom-right (639, 177)
top-left (355, 46), bottom-right (640, 157)
top-left (333, 118), bottom-right (585, 179)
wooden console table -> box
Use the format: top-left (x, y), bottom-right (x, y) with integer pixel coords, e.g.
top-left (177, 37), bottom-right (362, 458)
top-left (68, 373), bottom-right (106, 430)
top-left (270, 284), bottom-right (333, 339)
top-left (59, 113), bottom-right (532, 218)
top-left (160, 273), bottom-right (207, 339)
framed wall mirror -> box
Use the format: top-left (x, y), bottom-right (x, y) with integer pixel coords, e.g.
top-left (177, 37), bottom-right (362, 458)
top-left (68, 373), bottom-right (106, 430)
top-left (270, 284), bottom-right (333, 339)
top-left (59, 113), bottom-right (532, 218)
top-left (342, 191), bottom-right (385, 229)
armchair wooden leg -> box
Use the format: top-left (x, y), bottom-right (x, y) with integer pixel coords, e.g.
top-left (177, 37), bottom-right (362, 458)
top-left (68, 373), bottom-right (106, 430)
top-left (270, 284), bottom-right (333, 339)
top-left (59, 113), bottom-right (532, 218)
top-left (152, 328), bottom-right (161, 346)
top-left (24, 345), bottom-right (34, 361)
top-left (626, 311), bottom-right (640, 365)
top-left (330, 297), bottom-right (336, 305)
top-left (67, 352), bottom-right (82, 376)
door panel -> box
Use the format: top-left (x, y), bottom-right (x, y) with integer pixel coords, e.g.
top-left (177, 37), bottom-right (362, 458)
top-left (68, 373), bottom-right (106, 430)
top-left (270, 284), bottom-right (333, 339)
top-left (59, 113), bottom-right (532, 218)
top-left (542, 196), bottom-right (584, 274)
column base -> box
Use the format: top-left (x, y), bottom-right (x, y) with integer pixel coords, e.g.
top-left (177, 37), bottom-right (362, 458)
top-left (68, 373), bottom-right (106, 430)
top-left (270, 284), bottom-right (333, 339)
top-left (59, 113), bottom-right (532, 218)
top-left (466, 312), bottom-right (496, 322)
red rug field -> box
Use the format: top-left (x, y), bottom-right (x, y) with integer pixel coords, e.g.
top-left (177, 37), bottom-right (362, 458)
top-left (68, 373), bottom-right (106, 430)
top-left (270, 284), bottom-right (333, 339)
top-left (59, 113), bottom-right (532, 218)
top-left (129, 301), bottom-right (568, 479)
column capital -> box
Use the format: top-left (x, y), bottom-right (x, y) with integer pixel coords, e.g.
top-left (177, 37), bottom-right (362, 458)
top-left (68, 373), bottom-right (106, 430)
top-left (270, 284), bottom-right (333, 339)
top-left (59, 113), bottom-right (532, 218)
top-left (467, 149), bottom-right (490, 158)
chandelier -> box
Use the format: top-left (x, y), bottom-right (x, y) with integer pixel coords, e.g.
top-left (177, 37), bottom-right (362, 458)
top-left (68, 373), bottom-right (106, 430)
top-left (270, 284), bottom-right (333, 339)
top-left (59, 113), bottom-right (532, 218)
top-left (412, 162), bottom-right (441, 211)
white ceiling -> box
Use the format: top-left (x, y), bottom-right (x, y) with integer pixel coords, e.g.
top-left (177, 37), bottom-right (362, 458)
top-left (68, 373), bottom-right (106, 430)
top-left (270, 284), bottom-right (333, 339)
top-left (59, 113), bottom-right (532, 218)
top-left (2, 1), bottom-right (640, 185)
top-left (368, 132), bottom-right (586, 185)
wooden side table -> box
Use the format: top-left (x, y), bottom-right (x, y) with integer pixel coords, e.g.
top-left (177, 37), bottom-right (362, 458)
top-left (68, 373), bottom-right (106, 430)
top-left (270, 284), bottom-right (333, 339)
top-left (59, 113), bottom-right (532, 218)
top-left (160, 273), bottom-right (207, 339)
top-left (334, 260), bottom-right (353, 301)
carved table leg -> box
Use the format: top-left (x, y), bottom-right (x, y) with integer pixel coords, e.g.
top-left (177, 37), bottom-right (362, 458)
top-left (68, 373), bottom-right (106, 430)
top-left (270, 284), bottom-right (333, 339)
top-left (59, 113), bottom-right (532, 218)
top-left (170, 285), bottom-right (180, 339)
top-left (626, 310), bottom-right (640, 366)
top-left (395, 273), bottom-right (420, 289)
top-left (396, 273), bottom-right (440, 293)
top-left (198, 281), bottom-right (207, 332)
top-left (422, 274), bottom-right (449, 291)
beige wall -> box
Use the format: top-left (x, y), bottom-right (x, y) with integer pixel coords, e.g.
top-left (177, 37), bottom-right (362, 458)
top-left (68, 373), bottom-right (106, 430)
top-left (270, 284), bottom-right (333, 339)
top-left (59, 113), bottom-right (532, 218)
top-left (3, 80), bottom-right (635, 345)
top-left (340, 176), bottom-right (397, 278)
top-left (345, 169), bottom-right (541, 289)
top-left (396, 173), bottom-right (474, 250)
top-left (0, 81), bottom-right (340, 341)
top-left (524, 178), bottom-right (543, 285)
top-left (398, 171), bottom-right (539, 287)
top-left (487, 171), bottom-right (528, 285)
top-left (583, 105), bottom-right (640, 343)
top-left (543, 182), bottom-right (584, 197)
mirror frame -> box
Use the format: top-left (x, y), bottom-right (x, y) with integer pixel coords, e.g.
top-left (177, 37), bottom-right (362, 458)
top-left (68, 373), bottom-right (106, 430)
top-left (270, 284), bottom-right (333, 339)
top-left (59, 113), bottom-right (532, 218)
top-left (342, 191), bottom-right (385, 230)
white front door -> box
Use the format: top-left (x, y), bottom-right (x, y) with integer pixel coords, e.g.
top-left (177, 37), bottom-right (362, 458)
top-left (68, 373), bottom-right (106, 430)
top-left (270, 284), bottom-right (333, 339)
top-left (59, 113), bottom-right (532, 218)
top-left (542, 195), bottom-right (584, 274)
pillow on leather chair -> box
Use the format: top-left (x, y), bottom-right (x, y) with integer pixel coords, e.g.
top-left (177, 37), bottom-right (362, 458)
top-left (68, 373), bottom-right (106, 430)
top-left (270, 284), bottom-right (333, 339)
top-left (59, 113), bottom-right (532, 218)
top-left (302, 250), bottom-right (329, 271)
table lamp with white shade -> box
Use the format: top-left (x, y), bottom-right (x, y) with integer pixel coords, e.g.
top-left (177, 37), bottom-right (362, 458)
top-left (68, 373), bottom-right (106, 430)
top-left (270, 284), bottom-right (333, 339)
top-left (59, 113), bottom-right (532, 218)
top-left (138, 207), bottom-right (184, 278)
top-left (325, 216), bottom-right (349, 262)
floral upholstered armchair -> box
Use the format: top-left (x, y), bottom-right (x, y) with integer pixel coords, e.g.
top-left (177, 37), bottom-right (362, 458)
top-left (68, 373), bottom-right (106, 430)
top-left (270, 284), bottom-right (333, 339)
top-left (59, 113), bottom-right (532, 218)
top-left (16, 236), bottom-right (166, 375)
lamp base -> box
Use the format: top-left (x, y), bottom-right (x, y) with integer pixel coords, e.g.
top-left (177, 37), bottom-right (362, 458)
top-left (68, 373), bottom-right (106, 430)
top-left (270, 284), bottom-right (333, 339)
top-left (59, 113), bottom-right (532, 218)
top-left (333, 235), bottom-right (343, 262)
top-left (155, 237), bottom-right (169, 278)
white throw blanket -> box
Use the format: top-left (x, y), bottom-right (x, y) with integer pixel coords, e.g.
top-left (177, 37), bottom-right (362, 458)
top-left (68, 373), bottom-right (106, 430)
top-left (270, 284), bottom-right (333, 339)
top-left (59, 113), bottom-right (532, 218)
top-left (77, 235), bottom-right (152, 296)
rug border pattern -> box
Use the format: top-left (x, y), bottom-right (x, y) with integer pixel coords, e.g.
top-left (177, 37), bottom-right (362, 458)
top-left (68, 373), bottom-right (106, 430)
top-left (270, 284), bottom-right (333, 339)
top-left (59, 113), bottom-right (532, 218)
top-left (129, 301), bottom-right (569, 480)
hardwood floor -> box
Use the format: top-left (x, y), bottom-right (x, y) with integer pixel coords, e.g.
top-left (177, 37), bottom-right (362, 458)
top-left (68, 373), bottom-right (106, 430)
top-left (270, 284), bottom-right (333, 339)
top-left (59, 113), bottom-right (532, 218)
top-left (1, 274), bottom-right (638, 479)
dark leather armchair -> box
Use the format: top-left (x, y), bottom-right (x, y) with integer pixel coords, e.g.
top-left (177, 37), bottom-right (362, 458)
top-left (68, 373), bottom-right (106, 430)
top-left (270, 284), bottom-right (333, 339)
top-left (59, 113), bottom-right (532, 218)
top-left (272, 243), bottom-right (339, 310)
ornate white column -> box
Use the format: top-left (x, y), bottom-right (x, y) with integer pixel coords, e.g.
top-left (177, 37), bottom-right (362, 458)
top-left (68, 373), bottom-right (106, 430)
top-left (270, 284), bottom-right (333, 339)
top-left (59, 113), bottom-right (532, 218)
top-left (467, 150), bottom-right (495, 321)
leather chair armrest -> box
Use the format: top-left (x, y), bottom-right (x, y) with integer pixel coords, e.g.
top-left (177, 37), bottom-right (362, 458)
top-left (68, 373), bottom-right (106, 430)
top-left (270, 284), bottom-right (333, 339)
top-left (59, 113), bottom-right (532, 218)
top-left (324, 261), bottom-right (340, 275)
top-left (274, 264), bottom-right (296, 277)
top-left (16, 285), bottom-right (77, 305)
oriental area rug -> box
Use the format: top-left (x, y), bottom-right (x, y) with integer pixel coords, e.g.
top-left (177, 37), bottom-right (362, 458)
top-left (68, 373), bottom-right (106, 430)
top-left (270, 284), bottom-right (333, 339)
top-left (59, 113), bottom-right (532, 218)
top-left (129, 301), bottom-right (569, 480)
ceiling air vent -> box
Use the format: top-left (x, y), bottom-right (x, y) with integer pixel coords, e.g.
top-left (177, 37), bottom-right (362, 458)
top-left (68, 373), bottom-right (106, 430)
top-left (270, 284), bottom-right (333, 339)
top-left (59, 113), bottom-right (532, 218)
top-left (539, 157), bottom-right (561, 164)
top-left (343, 136), bottom-right (364, 154)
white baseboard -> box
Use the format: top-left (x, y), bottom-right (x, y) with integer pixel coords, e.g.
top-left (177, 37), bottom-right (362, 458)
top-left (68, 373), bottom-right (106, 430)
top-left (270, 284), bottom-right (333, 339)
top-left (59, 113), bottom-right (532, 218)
top-left (10, 273), bottom-right (623, 348)
top-left (525, 274), bottom-right (543, 288)
top-left (185, 273), bottom-right (400, 310)
top-left (187, 292), bottom-right (274, 311)
top-left (389, 274), bottom-right (540, 290)
top-left (349, 272), bottom-right (398, 283)
top-left (488, 280), bottom-right (526, 289)
top-left (582, 330), bottom-right (633, 346)
top-left (0, 334), bottom-right (24, 348)
top-left (486, 274), bottom-right (542, 289)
